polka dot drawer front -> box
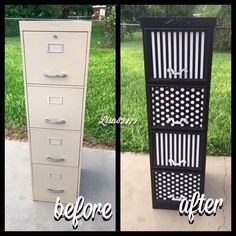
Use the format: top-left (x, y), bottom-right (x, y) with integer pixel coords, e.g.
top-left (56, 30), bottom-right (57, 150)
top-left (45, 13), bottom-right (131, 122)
top-left (153, 170), bottom-right (202, 202)
top-left (154, 131), bottom-right (204, 170)
top-left (150, 86), bottom-right (206, 129)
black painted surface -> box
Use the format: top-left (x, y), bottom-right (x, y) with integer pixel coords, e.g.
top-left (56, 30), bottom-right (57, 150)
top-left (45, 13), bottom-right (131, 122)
top-left (141, 17), bottom-right (216, 210)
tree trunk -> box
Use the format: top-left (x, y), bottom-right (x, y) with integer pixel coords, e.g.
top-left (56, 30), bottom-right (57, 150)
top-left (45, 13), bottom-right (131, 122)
top-left (165, 5), bottom-right (173, 16)
top-left (61, 5), bottom-right (70, 19)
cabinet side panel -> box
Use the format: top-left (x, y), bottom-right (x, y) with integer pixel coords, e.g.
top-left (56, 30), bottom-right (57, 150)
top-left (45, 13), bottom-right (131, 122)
top-left (19, 23), bottom-right (34, 199)
top-left (77, 27), bottom-right (92, 197)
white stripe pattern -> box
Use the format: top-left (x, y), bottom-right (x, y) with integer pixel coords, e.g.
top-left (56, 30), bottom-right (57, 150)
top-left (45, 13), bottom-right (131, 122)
top-left (150, 31), bottom-right (206, 80)
top-left (151, 32), bottom-right (156, 78)
top-left (155, 132), bottom-right (201, 168)
top-left (157, 32), bottom-right (162, 78)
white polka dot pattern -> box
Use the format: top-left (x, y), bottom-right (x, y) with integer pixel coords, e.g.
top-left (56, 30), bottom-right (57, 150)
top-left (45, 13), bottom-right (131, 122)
top-left (154, 170), bottom-right (201, 201)
top-left (151, 86), bottom-right (205, 128)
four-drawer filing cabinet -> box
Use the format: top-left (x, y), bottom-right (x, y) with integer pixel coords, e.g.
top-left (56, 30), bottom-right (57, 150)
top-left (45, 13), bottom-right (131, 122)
top-left (140, 17), bottom-right (216, 209)
top-left (20, 21), bottom-right (91, 203)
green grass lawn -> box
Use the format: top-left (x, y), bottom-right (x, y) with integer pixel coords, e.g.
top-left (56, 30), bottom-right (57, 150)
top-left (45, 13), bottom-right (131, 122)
top-left (5, 22), bottom-right (115, 147)
top-left (121, 32), bottom-right (231, 156)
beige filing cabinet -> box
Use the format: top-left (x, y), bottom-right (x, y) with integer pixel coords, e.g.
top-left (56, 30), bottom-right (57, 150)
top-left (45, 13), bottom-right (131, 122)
top-left (19, 21), bottom-right (91, 203)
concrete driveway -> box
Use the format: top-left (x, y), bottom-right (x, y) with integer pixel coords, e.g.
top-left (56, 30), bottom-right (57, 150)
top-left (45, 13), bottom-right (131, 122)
top-left (5, 140), bottom-right (231, 231)
top-left (5, 140), bottom-right (115, 231)
top-left (121, 152), bottom-right (231, 231)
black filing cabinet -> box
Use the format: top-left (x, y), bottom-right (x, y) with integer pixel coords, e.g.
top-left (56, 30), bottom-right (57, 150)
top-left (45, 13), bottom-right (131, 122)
top-left (140, 17), bottom-right (216, 209)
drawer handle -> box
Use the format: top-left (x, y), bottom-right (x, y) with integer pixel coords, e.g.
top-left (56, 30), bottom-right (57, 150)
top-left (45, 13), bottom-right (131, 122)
top-left (45, 118), bottom-right (66, 125)
top-left (168, 194), bottom-right (186, 201)
top-left (46, 156), bottom-right (65, 162)
top-left (47, 188), bottom-right (65, 194)
top-left (169, 159), bottom-right (186, 166)
top-left (167, 68), bottom-right (188, 76)
top-left (166, 117), bottom-right (189, 126)
top-left (44, 72), bottom-right (67, 78)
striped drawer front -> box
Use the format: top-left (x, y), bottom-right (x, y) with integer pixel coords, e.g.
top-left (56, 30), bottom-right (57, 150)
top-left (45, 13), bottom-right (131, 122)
top-left (150, 85), bottom-right (206, 129)
top-left (154, 132), bottom-right (203, 169)
top-left (149, 30), bottom-right (207, 80)
top-left (153, 170), bottom-right (202, 201)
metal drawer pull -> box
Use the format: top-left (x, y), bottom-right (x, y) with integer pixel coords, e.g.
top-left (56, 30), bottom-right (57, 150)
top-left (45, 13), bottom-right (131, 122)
top-left (47, 188), bottom-right (65, 194)
top-left (44, 72), bottom-right (67, 78)
top-left (45, 118), bottom-right (66, 124)
top-left (166, 118), bottom-right (189, 126)
top-left (169, 159), bottom-right (186, 166)
top-left (167, 68), bottom-right (188, 76)
top-left (46, 156), bottom-right (65, 162)
top-left (168, 194), bottom-right (186, 201)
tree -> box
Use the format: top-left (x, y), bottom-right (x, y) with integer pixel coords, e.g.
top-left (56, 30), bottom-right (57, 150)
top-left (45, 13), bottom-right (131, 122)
top-left (103, 5), bottom-right (116, 48)
top-left (35, 5), bottom-right (61, 18)
top-left (120, 5), bottom-right (148, 40)
top-left (121, 5), bottom-right (148, 23)
top-left (165, 5), bottom-right (173, 16)
top-left (5, 5), bottom-right (61, 18)
top-left (216, 5), bottom-right (231, 26)
top-left (5, 4), bottom-right (93, 19)
top-left (61, 5), bottom-right (70, 19)
top-left (121, 5), bottom-right (198, 40)
top-left (146, 5), bottom-right (165, 16)
top-left (69, 5), bottom-right (93, 16)
top-left (121, 5), bottom-right (197, 24)
top-left (167, 5), bottom-right (197, 16)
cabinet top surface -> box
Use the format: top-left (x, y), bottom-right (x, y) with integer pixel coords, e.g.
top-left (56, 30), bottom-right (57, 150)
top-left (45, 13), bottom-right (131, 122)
top-left (140, 17), bottom-right (216, 29)
top-left (19, 20), bottom-right (92, 32)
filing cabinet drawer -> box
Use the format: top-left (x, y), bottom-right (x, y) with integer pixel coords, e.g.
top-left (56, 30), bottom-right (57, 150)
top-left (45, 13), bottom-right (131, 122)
top-left (23, 31), bottom-right (88, 86)
top-left (30, 128), bottom-right (81, 167)
top-left (153, 170), bottom-right (202, 202)
top-left (141, 17), bottom-right (216, 210)
top-left (146, 28), bottom-right (210, 81)
top-left (27, 86), bottom-right (84, 130)
top-left (151, 131), bottom-right (206, 170)
top-left (33, 164), bottom-right (78, 203)
top-left (20, 21), bottom-right (92, 204)
top-left (149, 85), bottom-right (207, 130)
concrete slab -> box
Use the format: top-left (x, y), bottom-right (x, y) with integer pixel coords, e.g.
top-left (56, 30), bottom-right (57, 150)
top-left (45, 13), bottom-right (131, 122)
top-left (121, 152), bottom-right (231, 231)
top-left (5, 140), bottom-right (115, 231)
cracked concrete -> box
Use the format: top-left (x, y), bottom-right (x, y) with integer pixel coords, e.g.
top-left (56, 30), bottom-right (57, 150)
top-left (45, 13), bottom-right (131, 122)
top-left (121, 153), bottom-right (231, 231)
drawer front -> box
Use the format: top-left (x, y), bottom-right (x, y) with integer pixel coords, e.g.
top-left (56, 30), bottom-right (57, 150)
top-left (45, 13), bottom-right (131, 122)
top-left (23, 31), bottom-right (88, 86)
top-left (149, 85), bottom-right (207, 130)
top-left (152, 131), bottom-right (205, 170)
top-left (147, 29), bottom-right (209, 81)
top-left (153, 170), bottom-right (202, 202)
top-left (33, 164), bottom-right (78, 202)
top-left (30, 128), bottom-right (81, 167)
top-left (27, 86), bottom-right (84, 130)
